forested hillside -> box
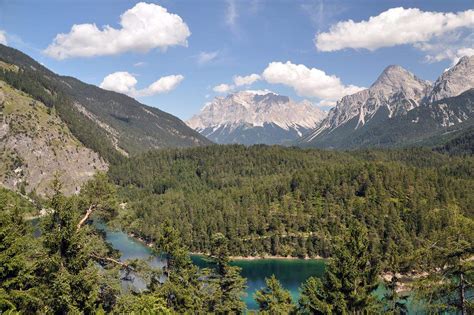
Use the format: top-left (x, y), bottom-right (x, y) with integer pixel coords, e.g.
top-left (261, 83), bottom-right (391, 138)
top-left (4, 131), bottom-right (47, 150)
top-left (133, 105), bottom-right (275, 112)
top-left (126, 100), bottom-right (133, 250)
top-left (109, 145), bottom-right (473, 267)
top-left (0, 44), bottom-right (211, 163)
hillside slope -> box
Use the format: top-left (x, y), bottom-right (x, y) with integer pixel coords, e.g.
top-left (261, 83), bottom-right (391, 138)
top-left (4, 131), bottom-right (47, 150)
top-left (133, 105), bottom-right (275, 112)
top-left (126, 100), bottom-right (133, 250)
top-left (0, 81), bottom-right (107, 195)
top-left (0, 44), bottom-right (211, 160)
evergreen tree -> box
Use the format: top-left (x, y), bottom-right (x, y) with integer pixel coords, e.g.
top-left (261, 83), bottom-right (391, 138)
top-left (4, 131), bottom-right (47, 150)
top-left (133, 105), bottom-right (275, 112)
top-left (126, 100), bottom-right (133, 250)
top-left (382, 274), bottom-right (408, 315)
top-left (414, 209), bottom-right (474, 314)
top-left (153, 221), bottom-right (204, 312)
top-left (207, 233), bottom-right (247, 313)
top-left (298, 221), bottom-right (381, 314)
top-left (0, 193), bottom-right (39, 312)
top-left (255, 275), bottom-right (295, 314)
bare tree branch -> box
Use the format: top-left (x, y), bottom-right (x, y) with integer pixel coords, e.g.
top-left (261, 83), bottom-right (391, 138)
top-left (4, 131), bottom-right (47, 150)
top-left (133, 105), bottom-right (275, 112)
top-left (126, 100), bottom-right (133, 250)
top-left (76, 205), bottom-right (96, 231)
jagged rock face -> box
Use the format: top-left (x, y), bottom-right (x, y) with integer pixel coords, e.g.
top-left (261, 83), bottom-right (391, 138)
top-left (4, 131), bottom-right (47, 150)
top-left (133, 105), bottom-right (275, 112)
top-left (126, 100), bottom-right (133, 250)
top-left (300, 57), bottom-right (474, 149)
top-left (427, 55), bottom-right (474, 103)
top-left (187, 90), bottom-right (326, 145)
top-left (304, 65), bottom-right (431, 141)
top-left (0, 81), bottom-right (107, 196)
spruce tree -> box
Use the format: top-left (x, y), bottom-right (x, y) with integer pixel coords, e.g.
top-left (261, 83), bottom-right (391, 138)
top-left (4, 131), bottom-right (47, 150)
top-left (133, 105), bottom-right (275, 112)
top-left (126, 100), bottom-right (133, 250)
top-left (255, 275), bottom-right (295, 314)
top-left (153, 221), bottom-right (204, 312)
top-left (207, 233), bottom-right (246, 313)
top-left (414, 209), bottom-right (474, 314)
top-left (298, 221), bottom-right (381, 314)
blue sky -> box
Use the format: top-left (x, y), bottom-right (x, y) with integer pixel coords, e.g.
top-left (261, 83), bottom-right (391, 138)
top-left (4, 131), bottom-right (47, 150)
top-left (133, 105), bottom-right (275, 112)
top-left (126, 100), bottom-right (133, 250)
top-left (0, 0), bottom-right (473, 120)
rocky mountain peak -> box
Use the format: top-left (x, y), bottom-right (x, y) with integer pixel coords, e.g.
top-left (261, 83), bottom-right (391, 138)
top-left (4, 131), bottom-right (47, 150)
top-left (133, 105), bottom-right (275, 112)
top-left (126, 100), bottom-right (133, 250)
top-left (372, 65), bottom-right (431, 94)
top-left (427, 55), bottom-right (474, 103)
top-left (186, 90), bottom-right (327, 145)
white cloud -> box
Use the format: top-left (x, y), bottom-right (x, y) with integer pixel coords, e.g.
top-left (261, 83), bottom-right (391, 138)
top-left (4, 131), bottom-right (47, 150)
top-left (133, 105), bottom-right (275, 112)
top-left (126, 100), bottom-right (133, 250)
top-left (0, 30), bottom-right (7, 45)
top-left (234, 73), bottom-right (261, 86)
top-left (226, 0), bottom-right (238, 32)
top-left (262, 61), bottom-right (364, 100)
top-left (318, 99), bottom-right (337, 107)
top-left (418, 31), bottom-right (474, 66)
top-left (212, 73), bottom-right (261, 94)
top-left (100, 71), bottom-right (184, 97)
top-left (213, 83), bottom-right (234, 93)
top-left (134, 61), bottom-right (146, 67)
top-left (100, 72), bottom-right (137, 94)
top-left (44, 2), bottom-right (191, 59)
top-left (139, 74), bottom-right (184, 97)
top-left (197, 51), bottom-right (219, 65)
top-left (315, 7), bottom-right (474, 52)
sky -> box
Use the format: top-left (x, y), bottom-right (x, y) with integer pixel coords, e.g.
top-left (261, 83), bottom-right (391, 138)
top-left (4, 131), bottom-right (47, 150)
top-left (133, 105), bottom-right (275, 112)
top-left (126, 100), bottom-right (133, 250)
top-left (0, 0), bottom-right (473, 120)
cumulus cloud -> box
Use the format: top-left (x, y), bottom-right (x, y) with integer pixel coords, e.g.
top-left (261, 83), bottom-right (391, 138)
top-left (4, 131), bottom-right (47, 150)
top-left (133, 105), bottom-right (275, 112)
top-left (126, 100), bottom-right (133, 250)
top-left (213, 73), bottom-right (261, 94)
top-left (234, 73), bottom-right (261, 86)
top-left (315, 7), bottom-right (474, 52)
top-left (100, 71), bottom-right (184, 97)
top-left (0, 30), bottom-right (7, 45)
top-left (197, 51), bottom-right (219, 65)
top-left (417, 31), bottom-right (474, 66)
top-left (262, 61), bottom-right (363, 100)
top-left (213, 83), bottom-right (234, 93)
top-left (44, 2), bottom-right (191, 59)
top-left (212, 73), bottom-right (262, 93)
top-left (318, 99), bottom-right (337, 107)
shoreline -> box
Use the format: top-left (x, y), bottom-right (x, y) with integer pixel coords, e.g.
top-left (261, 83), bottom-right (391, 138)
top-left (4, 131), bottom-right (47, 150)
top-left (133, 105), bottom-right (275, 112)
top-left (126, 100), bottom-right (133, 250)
top-left (126, 232), bottom-right (326, 261)
top-left (191, 252), bottom-right (325, 261)
top-left (122, 228), bottom-right (418, 293)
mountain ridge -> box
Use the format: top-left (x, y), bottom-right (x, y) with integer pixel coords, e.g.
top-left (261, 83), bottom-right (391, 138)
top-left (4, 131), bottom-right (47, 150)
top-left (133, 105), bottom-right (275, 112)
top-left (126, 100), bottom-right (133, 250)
top-left (187, 90), bottom-right (326, 145)
top-left (300, 56), bottom-right (474, 149)
top-left (0, 44), bottom-right (212, 161)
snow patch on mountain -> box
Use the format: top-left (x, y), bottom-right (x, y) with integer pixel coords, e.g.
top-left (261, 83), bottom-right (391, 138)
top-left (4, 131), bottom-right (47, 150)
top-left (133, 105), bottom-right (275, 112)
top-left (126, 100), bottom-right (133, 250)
top-left (187, 90), bottom-right (327, 144)
top-left (188, 90), bottom-right (326, 132)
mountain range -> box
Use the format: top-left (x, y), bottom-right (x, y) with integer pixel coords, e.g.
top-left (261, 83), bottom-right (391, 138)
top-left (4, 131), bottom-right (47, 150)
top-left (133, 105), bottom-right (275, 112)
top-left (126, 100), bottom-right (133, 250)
top-left (0, 44), bottom-right (472, 194)
top-left (300, 56), bottom-right (474, 149)
top-left (187, 90), bottom-right (326, 145)
top-left (0, 44), bottom-right (210, 194)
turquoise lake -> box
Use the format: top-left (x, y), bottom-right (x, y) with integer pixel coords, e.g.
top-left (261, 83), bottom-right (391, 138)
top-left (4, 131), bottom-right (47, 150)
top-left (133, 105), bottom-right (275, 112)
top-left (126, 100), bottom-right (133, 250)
top-left (101, 223), bottom-right (325, 310)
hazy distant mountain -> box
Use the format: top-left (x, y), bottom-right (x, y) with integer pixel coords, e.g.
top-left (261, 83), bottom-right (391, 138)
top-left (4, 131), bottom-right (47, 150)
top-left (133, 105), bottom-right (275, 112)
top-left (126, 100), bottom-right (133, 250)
top-left (300, 56), bottom-right (474, 149)
top-left (187, 90), bottom-right (326, 145)
top-left (0, 44), bottom-right (211, 162)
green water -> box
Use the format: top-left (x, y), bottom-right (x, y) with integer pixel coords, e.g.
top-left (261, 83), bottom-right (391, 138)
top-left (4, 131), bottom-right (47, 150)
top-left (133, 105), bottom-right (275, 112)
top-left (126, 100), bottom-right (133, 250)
top-left (97, 223), bottom-right (431, 313)
top-left (98, 223), bottom-right (325, 309)
top-left (192, 255), bottom-right (325, 310)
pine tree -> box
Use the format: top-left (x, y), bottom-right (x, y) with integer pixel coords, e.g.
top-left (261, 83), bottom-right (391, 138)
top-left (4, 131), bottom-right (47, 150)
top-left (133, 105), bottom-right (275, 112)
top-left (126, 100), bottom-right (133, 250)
top-left (0, 193), bottom-right (39, 312)
top-left (255, 275), bottom-right (295, 314)
top-left (153, 221), bottom-right (204, 313)
top-left (382, 274), bottom-right (408, 315)
top-left (206, 233), bottom-right (246, 313)
top-left (414, 209), bottom-right (474, 314)
top-left (298, 221), bottom-right (381, 314)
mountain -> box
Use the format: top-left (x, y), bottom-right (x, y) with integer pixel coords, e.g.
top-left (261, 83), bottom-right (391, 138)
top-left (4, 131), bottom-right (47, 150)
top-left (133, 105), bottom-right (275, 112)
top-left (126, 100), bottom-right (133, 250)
top-left (300, 56), bottom-right (474, 149)
top-left (434, 125), bottom-right (474, 156)
top-left (0, 80), bottom-right (107, 195)
top-left (0, 44), bottom-right (211, 163)
top-left (187, 90), bottom-right (326, 145)
top-left (427, 55), bottom-right (474, 102)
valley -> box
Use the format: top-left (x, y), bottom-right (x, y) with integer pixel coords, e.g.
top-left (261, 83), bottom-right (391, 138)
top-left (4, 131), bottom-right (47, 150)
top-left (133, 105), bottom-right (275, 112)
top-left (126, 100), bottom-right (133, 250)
top-left (1, 2), bottom-right (473, 313)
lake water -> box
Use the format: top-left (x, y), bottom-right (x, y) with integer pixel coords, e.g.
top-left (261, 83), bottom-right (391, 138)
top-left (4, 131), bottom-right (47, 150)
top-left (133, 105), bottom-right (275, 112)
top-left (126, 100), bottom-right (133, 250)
top-left (100, 223), bottom-right (325, 310)
top-left (33, 219), bottom-right (427, 312)
top-left (192, 255), bottom-right (326, 310)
